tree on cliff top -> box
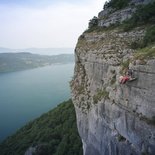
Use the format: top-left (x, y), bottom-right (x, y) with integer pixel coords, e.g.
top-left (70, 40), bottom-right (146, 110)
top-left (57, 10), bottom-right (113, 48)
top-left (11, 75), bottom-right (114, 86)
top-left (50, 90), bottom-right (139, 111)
top-left (104, 0), bottom-right (131, 10)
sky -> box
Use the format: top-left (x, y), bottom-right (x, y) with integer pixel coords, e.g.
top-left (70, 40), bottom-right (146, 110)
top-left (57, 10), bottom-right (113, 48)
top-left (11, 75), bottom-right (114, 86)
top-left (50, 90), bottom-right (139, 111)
top-left (0, 0), bottom-right (106, 49)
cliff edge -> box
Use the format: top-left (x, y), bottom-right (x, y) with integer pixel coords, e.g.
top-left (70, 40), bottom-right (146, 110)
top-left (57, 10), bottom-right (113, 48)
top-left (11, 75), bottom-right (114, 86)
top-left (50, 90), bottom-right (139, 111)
top-left (71, 0), bottom-right (155, 155)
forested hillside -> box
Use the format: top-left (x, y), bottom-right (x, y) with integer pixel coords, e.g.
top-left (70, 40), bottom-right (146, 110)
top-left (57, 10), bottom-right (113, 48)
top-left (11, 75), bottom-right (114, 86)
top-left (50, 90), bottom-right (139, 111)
top-left (0, 100), bottom-right (82, 155)
top-left (0, 53), bottom-right (74, 73)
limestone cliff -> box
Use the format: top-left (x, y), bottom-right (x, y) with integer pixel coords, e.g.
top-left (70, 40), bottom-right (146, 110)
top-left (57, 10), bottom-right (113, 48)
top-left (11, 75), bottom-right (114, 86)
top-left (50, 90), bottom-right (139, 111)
top-left (71, 0), bottom-right (155, 155)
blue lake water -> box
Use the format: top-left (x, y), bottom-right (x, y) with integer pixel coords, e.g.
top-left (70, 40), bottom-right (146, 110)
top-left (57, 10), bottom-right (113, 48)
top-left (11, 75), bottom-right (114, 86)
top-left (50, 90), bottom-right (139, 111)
top-left (0, 63), bottom-right (74, 142)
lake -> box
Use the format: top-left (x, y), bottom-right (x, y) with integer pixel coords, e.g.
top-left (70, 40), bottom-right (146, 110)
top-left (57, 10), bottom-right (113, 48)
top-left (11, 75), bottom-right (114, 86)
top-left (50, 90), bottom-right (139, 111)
top-left (0, 63), bottom-right (74, 142)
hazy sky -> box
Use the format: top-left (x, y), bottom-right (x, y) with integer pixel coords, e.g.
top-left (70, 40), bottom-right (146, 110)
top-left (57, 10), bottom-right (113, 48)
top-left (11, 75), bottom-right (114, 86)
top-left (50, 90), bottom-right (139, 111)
top-left (0, 0), bottom-right (106, 49)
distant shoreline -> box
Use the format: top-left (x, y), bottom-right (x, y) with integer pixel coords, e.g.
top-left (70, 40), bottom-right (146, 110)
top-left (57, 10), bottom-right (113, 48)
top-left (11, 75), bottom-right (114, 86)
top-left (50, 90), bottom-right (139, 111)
top-left (0, 62), bottom-right (75, 74)
top-left (0, 47), bottom-right (74, 56)
top-left (0, 53), bottom-right (74, 73)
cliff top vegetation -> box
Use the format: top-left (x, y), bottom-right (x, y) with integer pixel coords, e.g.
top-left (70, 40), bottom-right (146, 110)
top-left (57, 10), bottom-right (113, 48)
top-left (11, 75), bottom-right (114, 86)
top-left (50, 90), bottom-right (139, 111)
top-left (87, 0), bottom-right (155, 32)
top-left (104, 0), bottom-right (131, 10)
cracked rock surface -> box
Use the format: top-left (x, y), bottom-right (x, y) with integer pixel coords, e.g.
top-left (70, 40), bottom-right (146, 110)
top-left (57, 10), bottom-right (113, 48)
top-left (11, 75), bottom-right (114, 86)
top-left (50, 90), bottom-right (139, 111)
top-left (71, 28), bottom-right (155, 155)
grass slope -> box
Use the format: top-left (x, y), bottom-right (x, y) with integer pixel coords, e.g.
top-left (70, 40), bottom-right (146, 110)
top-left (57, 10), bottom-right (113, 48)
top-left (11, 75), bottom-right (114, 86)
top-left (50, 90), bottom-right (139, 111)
top-left (0, 99), bottom-right (82, 155)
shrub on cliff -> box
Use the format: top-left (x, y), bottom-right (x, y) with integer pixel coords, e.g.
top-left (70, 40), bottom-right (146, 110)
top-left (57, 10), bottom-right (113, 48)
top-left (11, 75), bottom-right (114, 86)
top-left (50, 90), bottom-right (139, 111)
top-left (104, 0), bottom-right (131, 10)
top-left (143, 25), bottom-right (155, 46)
top-left (134, 44), bottom-right (155, 60)
top-left (88, 16), bottom-right (98, 29)
top-left (0, 100), bottom-right (83, 155)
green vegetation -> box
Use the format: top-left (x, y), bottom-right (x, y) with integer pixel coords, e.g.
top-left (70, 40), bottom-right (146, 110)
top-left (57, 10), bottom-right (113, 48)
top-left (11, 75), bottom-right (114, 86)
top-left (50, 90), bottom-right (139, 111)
top-left (143, 26), bottom-right (155, 46)
top-left (93, 89), bottom-right (109, 103)
top-left (84, 23), bottom-right (119, 33)
top-left (0, 100), bottom-right (83, 155)
top-left (86, 1), bottom-right (155, 34)
top-left (130, 26), bottom-right (155, 50)
top-left (122, 2), bottom-right (155, 31)
top-left (104, 0), bottom-right (131, 10)
top-left (120, 59), bottom-right (130, 74)
top-left (88, 16), bottom-right (98, 29)
top-left (121, 59), bottom-right (130, 69)
top-left (117, 134), bottom-right (126, 142)
top-left (134, 45), bottom-right (155, 60)
top-left (84, 26), bottom-right (101, 33)
top-left (121, 43), bottom-right (155, 69)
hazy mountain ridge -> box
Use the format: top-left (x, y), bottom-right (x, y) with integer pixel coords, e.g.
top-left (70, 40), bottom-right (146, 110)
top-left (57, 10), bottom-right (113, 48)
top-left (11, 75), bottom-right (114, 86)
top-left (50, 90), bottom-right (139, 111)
top-left (0, 52), bottom-right (74, 73)
top-left (0, 47), bottom-right (74, 55)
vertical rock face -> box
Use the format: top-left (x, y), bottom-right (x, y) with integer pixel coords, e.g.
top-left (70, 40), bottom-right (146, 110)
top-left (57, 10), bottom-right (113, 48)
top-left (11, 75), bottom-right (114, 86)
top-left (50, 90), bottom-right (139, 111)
top-left (98, 7), bottom-right (135, 27)
top-left (71, 25), bottom-right (155, 154)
